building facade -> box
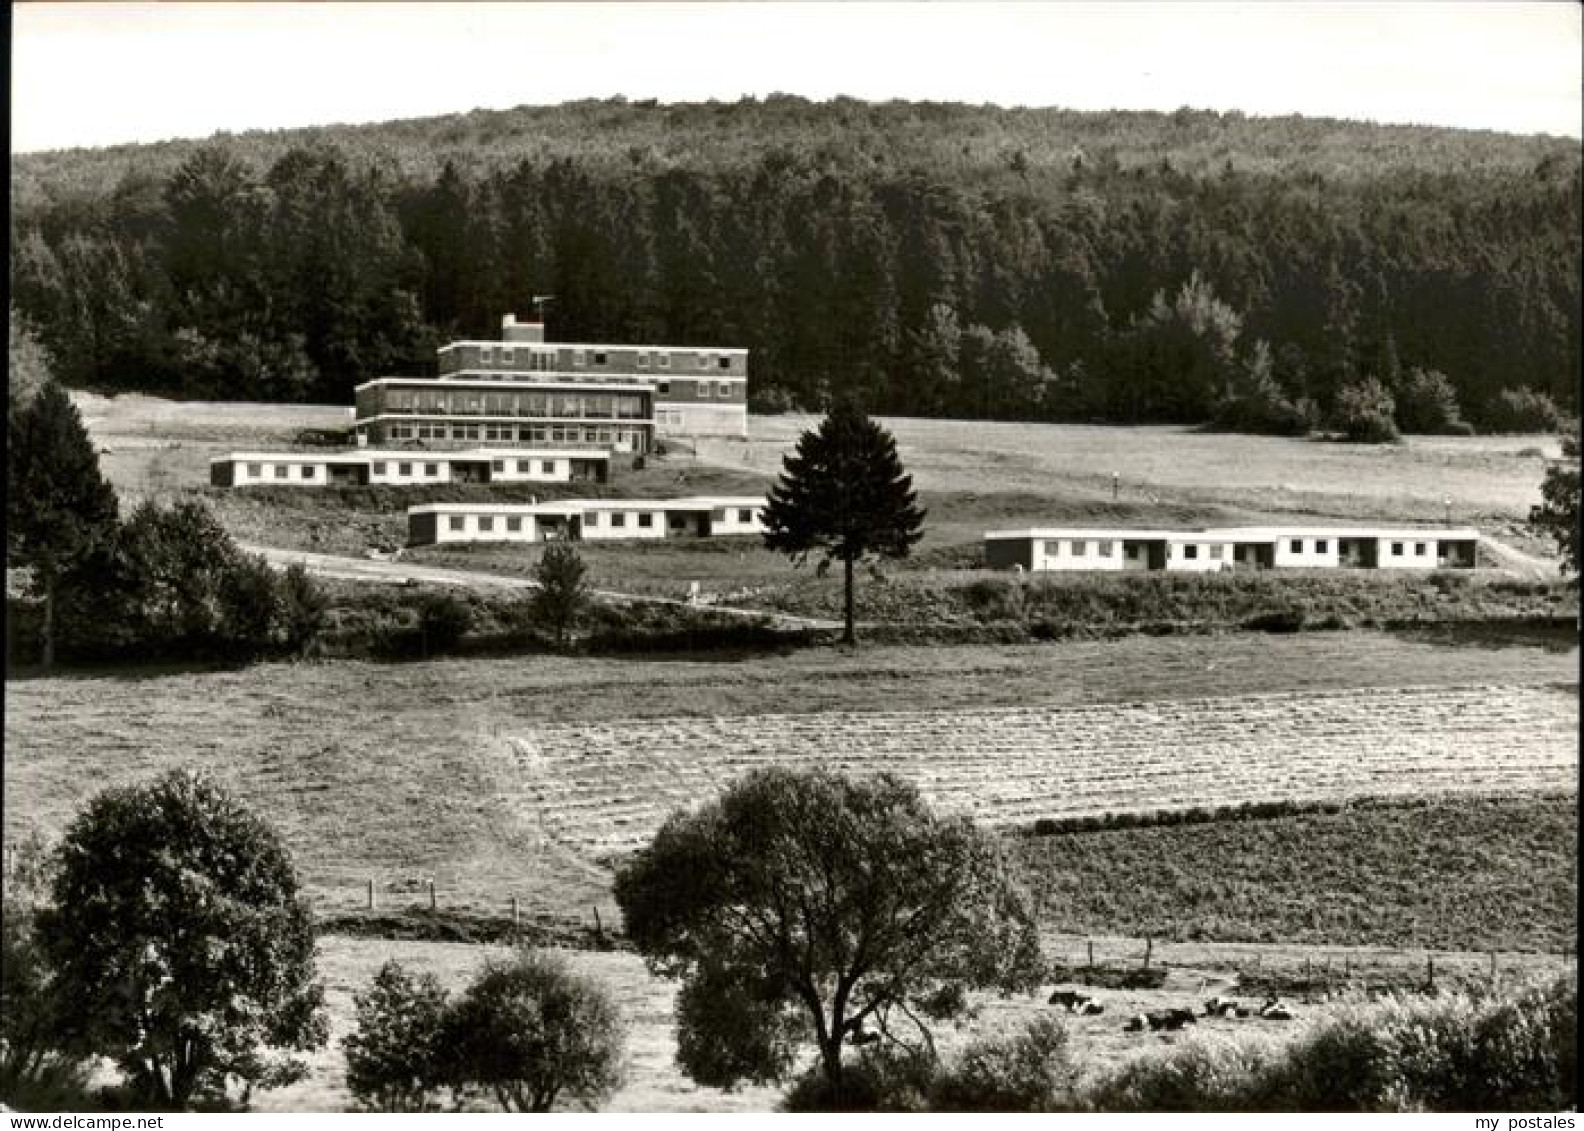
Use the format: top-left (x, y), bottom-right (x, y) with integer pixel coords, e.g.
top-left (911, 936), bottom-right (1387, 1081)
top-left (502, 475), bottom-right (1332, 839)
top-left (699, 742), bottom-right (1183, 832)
top-left (408, 496), bottom-right (765, 547)
top-left (210, 448), bottom-right (609, 488)
top-left (983, 526), bottom-right (1482, 573)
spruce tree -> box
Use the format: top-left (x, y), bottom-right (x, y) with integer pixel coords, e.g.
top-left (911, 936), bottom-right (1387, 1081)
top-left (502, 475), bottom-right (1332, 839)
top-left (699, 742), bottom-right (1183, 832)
top-left (6, 382), bottom-right (120, 667)
top-left (761, 403), bottom-right (926, 645)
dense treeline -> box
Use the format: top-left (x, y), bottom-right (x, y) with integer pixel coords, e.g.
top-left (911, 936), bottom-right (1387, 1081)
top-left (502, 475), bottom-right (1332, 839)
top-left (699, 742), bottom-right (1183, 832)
top-left (10, 97), bottom-right (1579, 430)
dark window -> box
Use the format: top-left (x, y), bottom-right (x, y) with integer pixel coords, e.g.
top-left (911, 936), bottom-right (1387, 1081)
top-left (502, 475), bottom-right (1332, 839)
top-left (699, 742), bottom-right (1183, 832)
top-left (1316, 539), bottom-right (1328, 553)
top-left (1184, 544), bottom-right (1199, 560)
top-left (1415, 542), bottom-right (1427, 556)
top-left (611, 512), bottom-right (627, 528)
top-left (638, 513), bottom-right (654, 528)
top-left (1072, 540), bottom-right (1087, 557)
top-left (1391, 542), bottom-right (1404, 556)
top-left (372, 462), bottom-right (386, 475)
top-left (1290, 538), bottom-right (1303, 553)
top-left (479, 517), bottom-right (494, 532)
top-left (719, 356), bottom-right (731, 369)
top-left (738, 508), bottom-right (752, 523)
top-left (425, 463), bottom-right (439, 477)
top-left (658, 382), bottom-right (671, 395)
top-left (1098, 540), bottom-right (1113, 556)
top-left (399, 462), bottom-right (412, 476)
top-left (507, 517), bottom-right (522, 532)
top-left (541, 461), bottom-right (554, 474)
top-left (448, 516), bottom-right (464, 531)
top-left (247, 463), bottom-right (262, 477)
top-left (594, 351), bottom-right (607, 365)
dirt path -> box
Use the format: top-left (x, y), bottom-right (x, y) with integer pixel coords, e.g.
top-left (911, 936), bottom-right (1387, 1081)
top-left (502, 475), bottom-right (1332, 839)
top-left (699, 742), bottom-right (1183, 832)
top-left (241, 543), bottom-right (842, 630)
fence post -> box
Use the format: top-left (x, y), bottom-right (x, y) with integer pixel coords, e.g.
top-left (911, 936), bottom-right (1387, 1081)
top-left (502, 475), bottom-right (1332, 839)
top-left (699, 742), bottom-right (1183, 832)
top-left (366, 879), bottom-right (375, 910)
top-left (592, 905), bottom-right (604, 940)
top-left (1427, 955), bottom-right (1436, 989)
top-left (1143, 937), bottom-right (1152, 969)
top-left (428, 879), bottom-right (436, 911)
top-left (511, 896), bottom-right (520, 929)
top-left (1087, 939), bottom-right (1095, 969)
top-left (1489, 951), bottom-right (1497, 981)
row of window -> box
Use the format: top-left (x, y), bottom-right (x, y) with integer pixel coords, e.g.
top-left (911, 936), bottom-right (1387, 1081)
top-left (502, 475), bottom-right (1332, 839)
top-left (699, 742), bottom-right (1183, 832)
top-left (655, 381), bottom-right (737, 399)
top-left (375, 391), bottom-right (649, 418)
top-left (379, 423), bottom-right (642, 446)
top-left (443, 508), bottom-right (755, 534)
top-left (247, 463), bottom-right (317, 480)
top-left (470, 346), bottom-right (739, 372)
top-left (1040, 537), bottom-right (1440, 561)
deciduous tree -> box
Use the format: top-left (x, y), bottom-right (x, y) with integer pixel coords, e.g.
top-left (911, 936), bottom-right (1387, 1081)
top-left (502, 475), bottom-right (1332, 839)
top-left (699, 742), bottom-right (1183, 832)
top-left (614, 767), bottom-right (1043, 1104)
top-left (37, 770), bottom-right (327, 1110)
top-left (761, 404), bottom-right (926, 645)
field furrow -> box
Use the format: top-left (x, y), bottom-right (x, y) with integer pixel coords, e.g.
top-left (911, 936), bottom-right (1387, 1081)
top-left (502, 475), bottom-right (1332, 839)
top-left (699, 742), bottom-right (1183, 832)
top-left (509, 683), bottom-right (1578, 858)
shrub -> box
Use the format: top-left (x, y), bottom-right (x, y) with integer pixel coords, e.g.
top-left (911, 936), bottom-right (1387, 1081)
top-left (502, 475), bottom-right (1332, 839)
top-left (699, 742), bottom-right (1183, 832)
top-left (278, 563), bottom-right (328, 657)
top-left (529, 541), bottom-right (589, 649)
top-left (1085, 974), bottom-right (1576, 1112)
top-left (415, 592), bottom-right (473, 657)
top-left (1486, 387), bottom-right (1566, 434)
top-left (1395, 367), bottom-right (1470, 435)
top-left (442, 950), bottom-right (625, 1112)
top-left (931, 1015), bottom-right (1078, 1112)
top-left (960, 577), bottom-right (1025, 622)
top-left (1333, 379), bottom-right (1400, 443)
top-left (1243, 606), bottom-right (1306, 633)
top-left (780, 1045), bottom-right (936, 1112)
top-left (343, 961), bottom-right (451, 1112)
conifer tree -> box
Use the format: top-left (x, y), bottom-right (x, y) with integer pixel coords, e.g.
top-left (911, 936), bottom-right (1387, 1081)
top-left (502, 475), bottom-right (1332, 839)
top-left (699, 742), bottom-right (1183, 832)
top-left (6, 383), bottom-right (120, 667)
top-left (762, 403), bottom-right (926, 645)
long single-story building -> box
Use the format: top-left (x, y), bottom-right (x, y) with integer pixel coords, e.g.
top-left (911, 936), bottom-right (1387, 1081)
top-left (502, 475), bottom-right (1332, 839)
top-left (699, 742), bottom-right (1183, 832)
top-left (407, 496), bottom-right (766, 546)
top-left (209, 449), bottom-right (610, 488)
top-left (982, 526), bottom-right (1482, 573)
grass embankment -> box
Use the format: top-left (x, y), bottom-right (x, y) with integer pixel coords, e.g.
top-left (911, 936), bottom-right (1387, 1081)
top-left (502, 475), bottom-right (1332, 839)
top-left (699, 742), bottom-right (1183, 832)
top-left (1019, 793), bottom-right (1577, 953)
top-left (742, 570), bottom-right (1578, 644)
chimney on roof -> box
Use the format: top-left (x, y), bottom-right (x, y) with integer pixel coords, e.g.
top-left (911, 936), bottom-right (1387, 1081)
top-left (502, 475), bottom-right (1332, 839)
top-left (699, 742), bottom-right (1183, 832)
top-left (501, 313), bottom-right (544, 343)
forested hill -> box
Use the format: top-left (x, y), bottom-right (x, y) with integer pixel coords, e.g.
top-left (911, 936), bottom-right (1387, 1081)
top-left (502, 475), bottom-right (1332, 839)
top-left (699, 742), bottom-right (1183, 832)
top-left (10, 97), bottom-right (1581, 431)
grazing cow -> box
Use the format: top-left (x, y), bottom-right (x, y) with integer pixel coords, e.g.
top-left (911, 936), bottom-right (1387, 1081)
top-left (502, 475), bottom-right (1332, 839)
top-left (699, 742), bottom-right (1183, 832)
top-left (1047, 989), bottom-right (1092, 1012)
top-left (1203, 995), bottom-right (1247, 1018)
top-left (1077, 1000), bottom-right (1105, 1016)
top-left (1260, 998), bottom-right (1294, 1021)
top-left (1125, 1009), bottom-right (1197, 1033)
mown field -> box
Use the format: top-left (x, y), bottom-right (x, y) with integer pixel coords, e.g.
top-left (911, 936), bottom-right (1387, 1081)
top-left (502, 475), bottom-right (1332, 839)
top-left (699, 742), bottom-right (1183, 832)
top-left (7, 632), bottom-right (1576, 931)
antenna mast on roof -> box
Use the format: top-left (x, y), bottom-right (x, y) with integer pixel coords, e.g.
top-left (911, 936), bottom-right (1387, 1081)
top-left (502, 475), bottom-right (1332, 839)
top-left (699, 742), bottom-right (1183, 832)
top-left (531, 295), bottom-right (555, 321)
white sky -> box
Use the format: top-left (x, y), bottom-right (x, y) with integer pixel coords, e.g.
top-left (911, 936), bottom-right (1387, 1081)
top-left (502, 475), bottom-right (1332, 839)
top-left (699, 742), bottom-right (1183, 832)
top-left (11, 1), bottom-right (1582, 153)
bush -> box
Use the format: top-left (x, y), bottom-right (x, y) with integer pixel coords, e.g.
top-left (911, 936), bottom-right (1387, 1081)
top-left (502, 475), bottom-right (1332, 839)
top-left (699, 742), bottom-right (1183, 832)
top-left (1243, 606), bottom-right (1306, 633)
top-left (343, 961), bottom-right (451, 1112)
top-left (960, 577), bottom-right (1025, 622)
top-left (1333, 379), bottom-right (1400, 443)
top-left (1085, 974), bottom-right (1576, 1112)
top-left (780, 1046), bottom-right (936, 1112)
top-left (441, 950), bottom-right (625, 1112)
top-left (931, 1015), bottom-right (1078, 1112)
top-left (1395, 368), bottom-right (1470, 435)
top-left (415, 592), bottom-right (473, 657)
top-left (1486, 387), bottom-right (1566, 434)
